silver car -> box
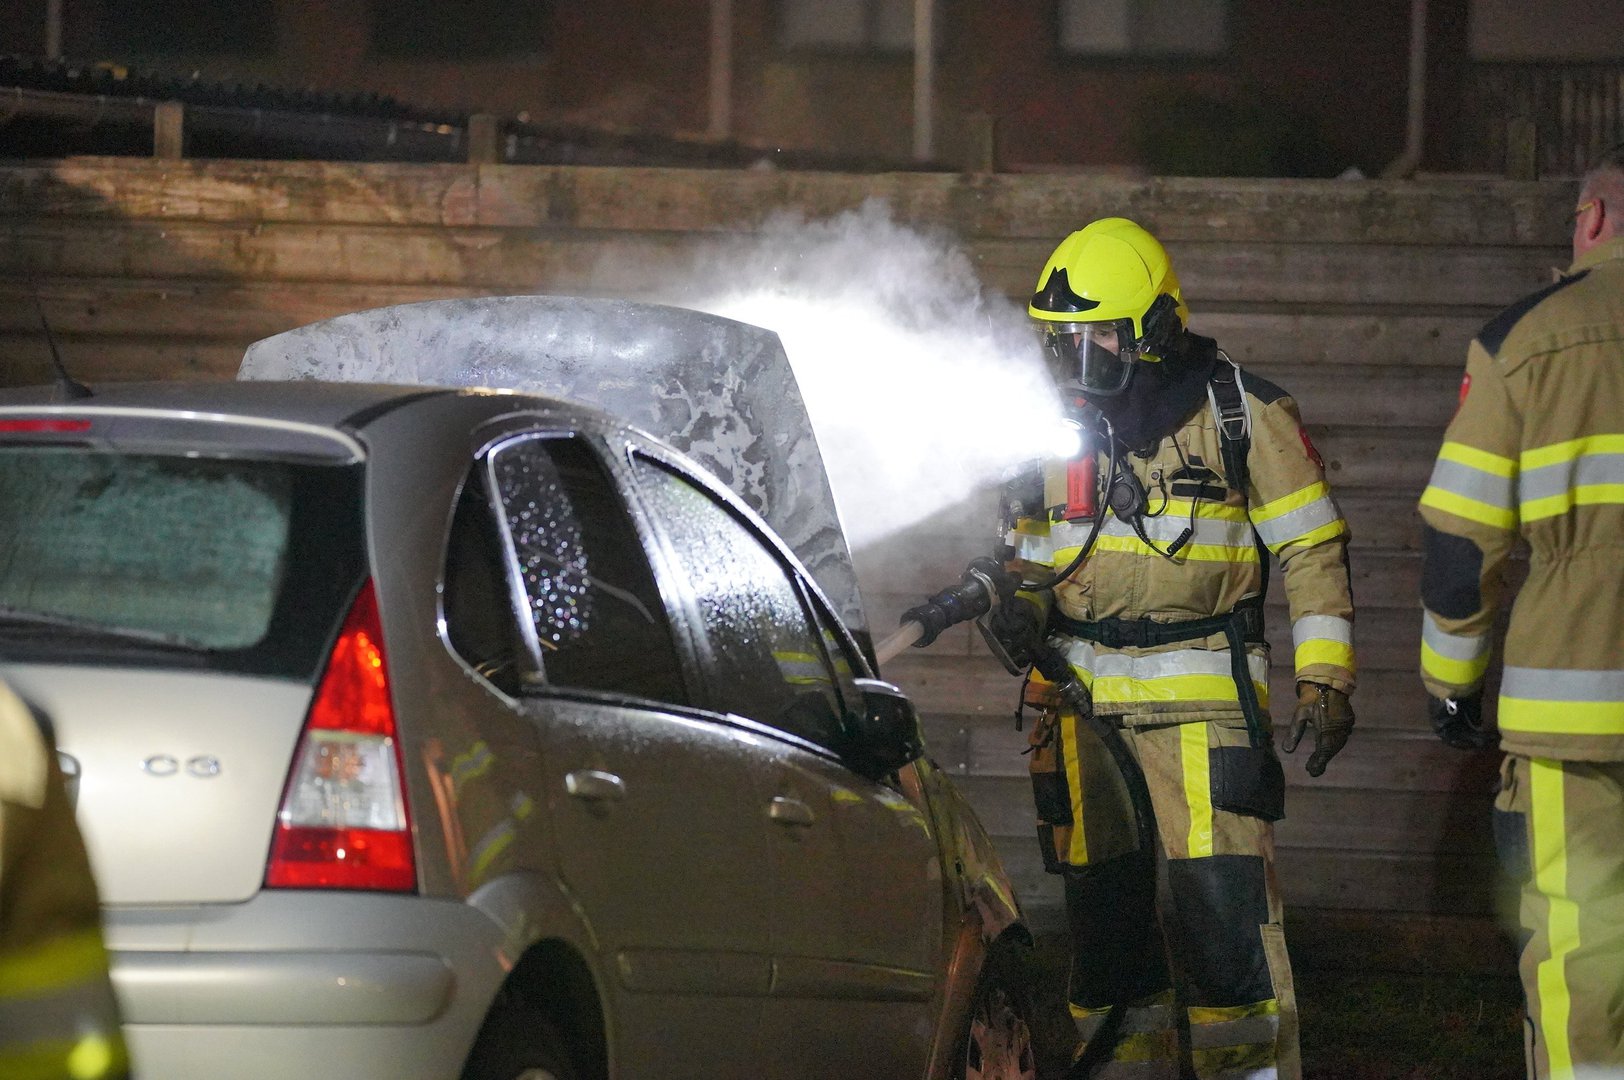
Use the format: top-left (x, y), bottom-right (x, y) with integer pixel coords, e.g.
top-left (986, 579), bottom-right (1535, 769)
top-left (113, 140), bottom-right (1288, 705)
top-left (0, 381), bottom-right (1042, 1080)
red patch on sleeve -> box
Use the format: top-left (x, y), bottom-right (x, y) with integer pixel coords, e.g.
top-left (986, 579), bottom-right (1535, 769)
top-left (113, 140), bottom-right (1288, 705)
top-left (1450, 372), bottom-right (1472, 423)
top-left (1298, 426), bottom-right (1324, 469)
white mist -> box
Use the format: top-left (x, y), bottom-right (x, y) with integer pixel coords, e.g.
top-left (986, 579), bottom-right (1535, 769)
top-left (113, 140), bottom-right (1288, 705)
top-left (674, 199), bottom-right (1061, 554)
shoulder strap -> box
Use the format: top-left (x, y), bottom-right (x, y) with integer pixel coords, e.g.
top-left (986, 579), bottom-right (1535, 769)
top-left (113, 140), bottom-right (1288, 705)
top-left (1207, 351), bottom-right (1270, 603)
top-left (1206, 350), bottom-right (1251, 498)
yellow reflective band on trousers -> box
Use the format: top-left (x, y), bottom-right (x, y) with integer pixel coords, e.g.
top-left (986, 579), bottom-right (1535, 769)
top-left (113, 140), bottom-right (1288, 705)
top-left (1181, 722), bottom-right (1214, 858)
top-left (1062, 709), bottom-right (1090, 865)
top-left (1188, 998), bottom-right (1282, 1079)
top-left (1531, 759), bottom-right (1578, 1080)
top-left (1499, 668), bottom-right (1624, 737)
top-left (1070, 993), bottom-right (1178, 1078)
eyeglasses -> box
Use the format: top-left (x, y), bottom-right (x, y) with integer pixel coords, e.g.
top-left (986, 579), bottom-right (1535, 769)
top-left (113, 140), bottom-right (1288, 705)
top-left (1573, 199), bottom-right (1597, 221)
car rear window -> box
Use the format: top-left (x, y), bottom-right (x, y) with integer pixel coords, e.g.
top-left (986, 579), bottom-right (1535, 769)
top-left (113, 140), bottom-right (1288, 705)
top-left (0, 446), bottom-right (366, 678)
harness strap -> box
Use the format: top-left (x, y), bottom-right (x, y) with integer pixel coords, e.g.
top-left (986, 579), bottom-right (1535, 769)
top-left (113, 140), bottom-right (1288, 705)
top-left (1049, 603), bottom-right (1265, 650)
top-left (1207, 354), bottom-right (1251, 497)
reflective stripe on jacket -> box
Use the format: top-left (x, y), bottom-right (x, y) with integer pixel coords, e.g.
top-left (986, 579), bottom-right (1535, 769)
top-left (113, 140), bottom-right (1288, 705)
top-left (1010, 367), bottom-right (1356, 724)
top-left (0, 683), bottom-right (128, 1080)
top-left (1418, 235), bottom-right (1624, 761)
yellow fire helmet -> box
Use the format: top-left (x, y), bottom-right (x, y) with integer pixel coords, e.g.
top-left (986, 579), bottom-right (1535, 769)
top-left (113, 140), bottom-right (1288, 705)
top-left (1028, 218), bottom-right (1189, 396)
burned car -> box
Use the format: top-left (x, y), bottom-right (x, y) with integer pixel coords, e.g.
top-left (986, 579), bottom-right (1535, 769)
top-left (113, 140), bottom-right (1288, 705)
top-left (0, 302), bottom-right (1043, 1080)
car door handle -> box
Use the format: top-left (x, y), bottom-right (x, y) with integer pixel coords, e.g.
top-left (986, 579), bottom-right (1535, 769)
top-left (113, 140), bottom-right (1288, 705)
top-left (565, 770), bottom-right (626, 802)
top-left (768, 796), bottom-right (816, 828)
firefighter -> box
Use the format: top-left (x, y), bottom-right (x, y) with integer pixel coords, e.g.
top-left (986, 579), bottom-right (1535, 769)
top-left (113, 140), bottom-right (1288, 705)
top-left (0, 680), bottom-right (129, 1079)
top-left (1003, 218), bottom-right (1356, 1079)
top-left (1418, 144), bottom-right (1624, 1080)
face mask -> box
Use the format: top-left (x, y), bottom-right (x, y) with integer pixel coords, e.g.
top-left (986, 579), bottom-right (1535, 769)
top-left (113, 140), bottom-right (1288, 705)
top-left (1040, 318), bottom-right (1139, 397)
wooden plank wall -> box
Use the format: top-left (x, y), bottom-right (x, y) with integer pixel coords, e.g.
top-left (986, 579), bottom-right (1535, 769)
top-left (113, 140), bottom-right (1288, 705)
top-left (0, 159), bottom-right (1575, 931)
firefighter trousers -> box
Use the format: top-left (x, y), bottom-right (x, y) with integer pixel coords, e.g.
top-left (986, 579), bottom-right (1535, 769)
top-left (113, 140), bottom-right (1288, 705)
top-left (1494, 755), bottom-right (1624, 1080)
top-left (1034, 711), bottom-right (1300, 1080)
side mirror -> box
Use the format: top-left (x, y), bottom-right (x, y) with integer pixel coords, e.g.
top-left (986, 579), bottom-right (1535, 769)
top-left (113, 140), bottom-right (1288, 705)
top-left (846, 678), bottom-right (924, 779)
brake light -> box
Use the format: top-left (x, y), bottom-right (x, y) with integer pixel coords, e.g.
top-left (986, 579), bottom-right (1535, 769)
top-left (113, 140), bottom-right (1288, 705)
top-left (0, 418), bottom-right (92, 433)
top-left (265, 580), bottom-right (415, 892)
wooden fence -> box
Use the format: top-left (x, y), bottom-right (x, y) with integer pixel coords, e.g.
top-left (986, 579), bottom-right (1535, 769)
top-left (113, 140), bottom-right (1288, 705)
top-left (0, 159), bottom-right (1577, 947)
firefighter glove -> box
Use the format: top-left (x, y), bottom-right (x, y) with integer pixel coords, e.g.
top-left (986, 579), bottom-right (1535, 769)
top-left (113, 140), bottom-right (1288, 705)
top-left (1429, 692), bottom-right (1495, 751)
top-left (1282, 682), bottom-right (1354, 777)
top-left (983, 596), bottom-right (1043, 670)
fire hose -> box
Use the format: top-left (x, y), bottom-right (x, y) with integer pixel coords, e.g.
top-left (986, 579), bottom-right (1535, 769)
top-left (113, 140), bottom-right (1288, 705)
top-left (879, 556), bottom-right (1156, 857)
top-left (885, 555), bottom-right (1158, 1075)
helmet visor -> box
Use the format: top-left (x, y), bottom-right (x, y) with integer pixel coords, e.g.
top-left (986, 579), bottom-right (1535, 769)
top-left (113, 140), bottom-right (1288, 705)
top-left (1040, 319), bottom-right (1137, 397)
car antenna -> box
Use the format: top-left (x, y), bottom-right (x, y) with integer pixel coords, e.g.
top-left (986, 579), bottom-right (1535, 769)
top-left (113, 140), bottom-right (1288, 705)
top-left (33, 293), bottom-right (93, 401)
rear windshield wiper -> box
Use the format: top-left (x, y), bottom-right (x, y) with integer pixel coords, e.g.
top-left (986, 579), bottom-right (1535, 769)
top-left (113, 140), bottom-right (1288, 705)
top-left (0, 605), bottom-right (208, 652)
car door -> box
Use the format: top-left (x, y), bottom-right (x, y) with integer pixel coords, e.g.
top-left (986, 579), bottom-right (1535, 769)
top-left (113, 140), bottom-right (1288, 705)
top-left (626, 450), bottom-right (944, 1080)
top-left (443, 430), bottom-right (777, 1080)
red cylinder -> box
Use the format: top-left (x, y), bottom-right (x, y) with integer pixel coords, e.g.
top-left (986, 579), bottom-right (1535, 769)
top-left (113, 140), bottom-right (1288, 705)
top-left (1062, 451), bottom-right (1097, 521)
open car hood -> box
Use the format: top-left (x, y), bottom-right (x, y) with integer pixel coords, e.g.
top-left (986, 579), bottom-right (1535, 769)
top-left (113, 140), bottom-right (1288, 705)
top-left (239, 295), bottom-right (865, 637)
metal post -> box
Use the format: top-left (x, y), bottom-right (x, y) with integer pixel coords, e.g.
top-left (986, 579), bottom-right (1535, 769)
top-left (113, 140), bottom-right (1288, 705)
top-left (708, 0), bottom-right (734, 141)
top-left (467, 113), bottom-right (500, 164)
top-left (45, 0), bottom-right (64, 60)
top-left (154, 101), bottom-right (185, 159)
top-left (912, 0), bottom-right (935, 162)
top-left (1506, 114), bottom-right (1539, 181)
top-left (1380, 0), bottom-right (1428, 178)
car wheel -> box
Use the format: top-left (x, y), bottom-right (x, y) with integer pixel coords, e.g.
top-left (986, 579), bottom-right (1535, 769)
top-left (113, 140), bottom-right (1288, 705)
top-left (461, 993), bottom-right (580, 1080)
top-left (957, 941), bottom-right (1040, 1080)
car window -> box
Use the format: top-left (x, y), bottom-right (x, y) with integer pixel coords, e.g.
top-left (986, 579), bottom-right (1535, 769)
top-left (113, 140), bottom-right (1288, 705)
top-left (443, 471), bottom-right (530, 696)
top-left (0, 445), bottom-right (364, 678)
top-left (631, 454), bottom-right (845, 749)
top-left (801, 586), bottom-right (864, 711)
top-left (486, 435), bottom-right (687, 705)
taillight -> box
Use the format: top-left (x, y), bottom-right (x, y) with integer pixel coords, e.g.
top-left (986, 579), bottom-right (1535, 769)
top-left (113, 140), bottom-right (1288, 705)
top-left (265, 580), bottom-right (416, 892)
top-left (0, 418), bottom-right (92, 433)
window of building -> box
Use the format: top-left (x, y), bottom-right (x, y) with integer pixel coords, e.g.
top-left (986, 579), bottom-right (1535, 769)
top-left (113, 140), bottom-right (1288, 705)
top-left (1058, 0), bottom-right (1228, 58)
top-left (371, 0), bottom-right (548, 62)
top-left (97, 0), bottom-right (276, 56)
top-left (777, 0), bottom-right (916, 52)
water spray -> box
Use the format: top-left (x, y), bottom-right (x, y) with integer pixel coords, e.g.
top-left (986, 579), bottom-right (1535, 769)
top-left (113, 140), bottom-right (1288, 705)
top-left (673, 199), bottom-right (1064, 553)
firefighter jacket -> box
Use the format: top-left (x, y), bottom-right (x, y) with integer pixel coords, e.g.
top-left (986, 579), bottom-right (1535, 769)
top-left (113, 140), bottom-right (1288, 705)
top-left (1008, 362), bottom-right (1356, 726)
top-left (0, 682), bottom-right (129, 1080)
top-left (1419, 234), bottom-right (1624, 763)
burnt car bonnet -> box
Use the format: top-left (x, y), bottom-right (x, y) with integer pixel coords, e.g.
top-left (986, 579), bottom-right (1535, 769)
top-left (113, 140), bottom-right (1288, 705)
top-left (238, 296), bottom-right (864, 636)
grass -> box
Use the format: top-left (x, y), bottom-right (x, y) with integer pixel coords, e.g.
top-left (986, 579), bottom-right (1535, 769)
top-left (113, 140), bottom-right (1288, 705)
top-left (1026, 933), bottom-right (1526, 1079)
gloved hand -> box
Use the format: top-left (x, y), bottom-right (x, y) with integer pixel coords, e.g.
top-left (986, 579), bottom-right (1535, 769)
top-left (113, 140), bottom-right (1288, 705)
top-left (981, 597), bottom-right (1043, 671)
top-left (1281, 682), bottom-right (1354, 777)
top-left (1429, 692), bottom-right (1495, 750)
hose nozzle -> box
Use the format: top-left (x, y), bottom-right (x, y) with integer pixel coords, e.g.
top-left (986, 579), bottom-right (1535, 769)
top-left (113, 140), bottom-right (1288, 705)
top-left (898, 556), bottom-right (1010, 649)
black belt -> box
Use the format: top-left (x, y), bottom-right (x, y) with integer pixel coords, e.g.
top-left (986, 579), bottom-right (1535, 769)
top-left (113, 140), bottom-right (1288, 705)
top-left (1050, 604), bottom-right (1265, 649)
top-left (1048, 603), bottom-right (1271, 749)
